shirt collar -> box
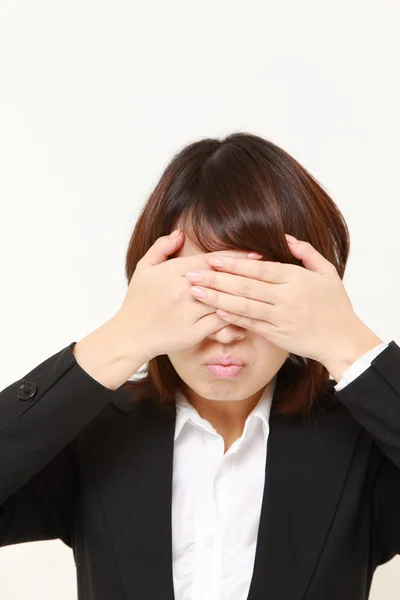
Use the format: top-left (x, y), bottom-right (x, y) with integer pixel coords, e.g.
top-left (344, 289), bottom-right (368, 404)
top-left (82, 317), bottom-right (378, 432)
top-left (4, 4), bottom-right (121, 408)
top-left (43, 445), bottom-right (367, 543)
top-left (174, 374), bottom-right (277, 442)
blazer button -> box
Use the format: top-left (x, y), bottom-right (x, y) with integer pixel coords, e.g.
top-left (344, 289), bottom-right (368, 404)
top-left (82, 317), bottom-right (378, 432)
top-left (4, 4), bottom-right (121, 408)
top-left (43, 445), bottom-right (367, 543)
top-left (17, 380), bottom-right (37, 401)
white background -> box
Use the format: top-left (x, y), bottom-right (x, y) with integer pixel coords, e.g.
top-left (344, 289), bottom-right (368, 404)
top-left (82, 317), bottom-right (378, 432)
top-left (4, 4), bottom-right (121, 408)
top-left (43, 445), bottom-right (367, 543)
top-left (0, 0), bottom-right (399, 598)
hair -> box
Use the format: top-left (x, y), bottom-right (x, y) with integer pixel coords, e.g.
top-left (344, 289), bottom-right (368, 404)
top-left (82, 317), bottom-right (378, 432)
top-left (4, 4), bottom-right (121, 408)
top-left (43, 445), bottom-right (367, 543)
top-left (120, 132), bottom-right (350, 418)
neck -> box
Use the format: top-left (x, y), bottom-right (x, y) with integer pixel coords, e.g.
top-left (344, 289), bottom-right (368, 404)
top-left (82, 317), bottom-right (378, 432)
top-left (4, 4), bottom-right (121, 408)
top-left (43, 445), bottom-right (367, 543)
top-left (184, 387), bottom-right (266, 447)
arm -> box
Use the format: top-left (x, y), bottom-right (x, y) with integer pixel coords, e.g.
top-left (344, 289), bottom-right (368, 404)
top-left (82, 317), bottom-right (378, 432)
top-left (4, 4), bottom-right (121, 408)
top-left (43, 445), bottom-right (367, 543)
top-left (0, 443), bottom-right (77, 548)
top-left (0, 319), bottom-right (144, 547)
top-left (331, 340), bottom-right (400, 561)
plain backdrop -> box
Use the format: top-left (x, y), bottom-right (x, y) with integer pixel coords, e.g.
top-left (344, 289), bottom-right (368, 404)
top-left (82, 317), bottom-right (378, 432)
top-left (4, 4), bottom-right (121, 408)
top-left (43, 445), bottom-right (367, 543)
top-left (0, 0), bottom-right (399, 598)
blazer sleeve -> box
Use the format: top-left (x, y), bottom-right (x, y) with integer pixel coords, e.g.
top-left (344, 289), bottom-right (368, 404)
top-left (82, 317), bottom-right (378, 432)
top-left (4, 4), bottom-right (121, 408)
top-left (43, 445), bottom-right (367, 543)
top-left (333, 340), bottom-right (400, 563)
top-left (0, 341), bottom-right (120, 548)
top-left (333, 342), bottom-right (389, 391)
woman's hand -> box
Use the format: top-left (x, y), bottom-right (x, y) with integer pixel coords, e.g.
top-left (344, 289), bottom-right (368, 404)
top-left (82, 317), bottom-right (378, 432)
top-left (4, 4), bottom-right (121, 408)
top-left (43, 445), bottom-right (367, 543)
top-left (114, 229), bottom-right (263, 365)
top-left (184, 234), bottom-right (375, 366)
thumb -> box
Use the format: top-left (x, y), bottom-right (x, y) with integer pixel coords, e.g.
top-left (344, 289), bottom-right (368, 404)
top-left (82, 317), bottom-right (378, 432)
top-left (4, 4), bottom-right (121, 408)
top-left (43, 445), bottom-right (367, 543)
top-left (137, 228), bottom-right (184, 271)
top-left (285, 234), bottom-right (335, 275)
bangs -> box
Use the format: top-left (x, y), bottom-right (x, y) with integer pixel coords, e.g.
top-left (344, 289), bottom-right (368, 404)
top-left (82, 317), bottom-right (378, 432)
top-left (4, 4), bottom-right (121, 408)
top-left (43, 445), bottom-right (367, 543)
top-left (172, 157), bottom-right (281, 262)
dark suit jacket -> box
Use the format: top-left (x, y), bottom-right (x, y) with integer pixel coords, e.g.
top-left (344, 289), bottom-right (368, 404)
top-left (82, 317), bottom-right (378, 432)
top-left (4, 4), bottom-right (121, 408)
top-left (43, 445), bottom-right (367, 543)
top-left (1, 340), bottom-right (400, 600)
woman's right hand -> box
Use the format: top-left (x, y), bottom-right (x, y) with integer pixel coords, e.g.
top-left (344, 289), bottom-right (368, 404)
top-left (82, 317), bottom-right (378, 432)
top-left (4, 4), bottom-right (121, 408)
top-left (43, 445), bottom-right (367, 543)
top-left (113, 229), bottom-right (260, 365)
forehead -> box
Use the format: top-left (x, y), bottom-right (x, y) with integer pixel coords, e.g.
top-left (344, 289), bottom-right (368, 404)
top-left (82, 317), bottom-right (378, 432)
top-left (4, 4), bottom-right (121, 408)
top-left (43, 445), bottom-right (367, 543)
top-left (173, 237), bottom-right (243, 259)
top-left (174, 237), bottom-right (203, 258)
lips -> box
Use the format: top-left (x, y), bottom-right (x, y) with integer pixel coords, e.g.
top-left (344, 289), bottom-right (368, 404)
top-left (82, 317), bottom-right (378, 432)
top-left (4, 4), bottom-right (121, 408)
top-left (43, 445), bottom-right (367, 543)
top-left (205, 364), bottom-right (245, 378)
top-left (204, 355), bottom-right (246, 366)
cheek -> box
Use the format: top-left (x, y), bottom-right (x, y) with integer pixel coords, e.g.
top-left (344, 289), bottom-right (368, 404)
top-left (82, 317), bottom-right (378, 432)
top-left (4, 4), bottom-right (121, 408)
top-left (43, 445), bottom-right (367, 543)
top-left (169, 349), bottom-right (209, 382)
top-left (167, 349), bottom-right (194, 370)
top-left (254, 339), bottom-right (289, 363)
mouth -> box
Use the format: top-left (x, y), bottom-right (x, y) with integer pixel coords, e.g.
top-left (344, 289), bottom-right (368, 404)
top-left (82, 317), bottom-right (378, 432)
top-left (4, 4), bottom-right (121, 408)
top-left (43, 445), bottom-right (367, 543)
top-left (204, 355), bottom-right (246, 366)
top-left (204, 364), bottom-right (246, 378)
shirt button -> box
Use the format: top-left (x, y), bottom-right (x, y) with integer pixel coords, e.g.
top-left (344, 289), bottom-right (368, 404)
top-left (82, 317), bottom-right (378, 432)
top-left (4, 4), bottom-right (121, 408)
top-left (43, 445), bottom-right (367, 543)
top-left (204, 534), bottom-right (215, 548)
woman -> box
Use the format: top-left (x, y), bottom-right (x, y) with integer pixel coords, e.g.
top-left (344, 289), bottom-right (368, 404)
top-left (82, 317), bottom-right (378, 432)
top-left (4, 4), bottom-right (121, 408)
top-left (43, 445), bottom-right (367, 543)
top-left (0, 132), bottom-right (399, 600)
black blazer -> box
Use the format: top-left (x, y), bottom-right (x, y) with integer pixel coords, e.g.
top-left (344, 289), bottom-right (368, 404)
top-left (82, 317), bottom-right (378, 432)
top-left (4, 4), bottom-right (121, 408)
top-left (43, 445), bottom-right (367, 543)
top-left (1, 340), bottom-right (400, 600)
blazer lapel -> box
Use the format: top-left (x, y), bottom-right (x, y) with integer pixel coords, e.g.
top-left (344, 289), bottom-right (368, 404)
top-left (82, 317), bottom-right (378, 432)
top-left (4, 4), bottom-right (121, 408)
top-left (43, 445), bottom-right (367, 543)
top-left (88, 384), bottom-right (360, 600)
top-left (246, 389), bottom-right (360, 600)
top-left (86, 393), bottom-right (177, 600)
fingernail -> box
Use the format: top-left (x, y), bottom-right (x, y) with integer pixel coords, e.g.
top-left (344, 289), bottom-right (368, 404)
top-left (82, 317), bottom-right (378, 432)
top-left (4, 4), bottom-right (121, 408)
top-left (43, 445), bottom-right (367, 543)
top-left (169, 228), bottom-right (181, 240)
top-left (285, 234), bottom-right (298, 244)
top-left (190, 286), bottom-right (206, 298)
top-left (208, 258), bottom-right (224, 267)
top-left (248, 252), bottom-right (263, 259)
top-left (186, 270), bottom-right (204, 282)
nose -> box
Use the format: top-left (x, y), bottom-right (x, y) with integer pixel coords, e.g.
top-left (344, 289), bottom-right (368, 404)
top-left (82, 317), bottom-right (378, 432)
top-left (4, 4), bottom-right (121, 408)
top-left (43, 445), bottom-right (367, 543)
top-left (206, 323), bottom-right (247, 343)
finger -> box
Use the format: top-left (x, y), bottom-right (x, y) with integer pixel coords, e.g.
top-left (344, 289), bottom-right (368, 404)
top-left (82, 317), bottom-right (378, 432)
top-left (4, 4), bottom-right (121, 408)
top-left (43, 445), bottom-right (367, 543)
top-left (177, 250), bottom-right (263, 275)
top-left (189, 285), bottom-right (277, 325)
top-left (211, 249), bottom-right (263, 259)
top-left (215, 308), bottom-right (278, 337)
top-left (205, 255), bottom-right (289, 284)
top-left (186, 270), bottom-right (278, 305)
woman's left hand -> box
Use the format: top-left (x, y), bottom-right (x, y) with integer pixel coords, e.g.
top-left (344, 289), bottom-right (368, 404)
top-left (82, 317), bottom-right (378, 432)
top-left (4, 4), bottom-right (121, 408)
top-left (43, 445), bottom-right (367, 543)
top-left (185, 234), bottom-right (363, 365)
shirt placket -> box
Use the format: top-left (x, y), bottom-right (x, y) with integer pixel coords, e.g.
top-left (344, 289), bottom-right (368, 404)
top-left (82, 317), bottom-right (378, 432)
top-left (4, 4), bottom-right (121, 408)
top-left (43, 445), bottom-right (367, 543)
top-left (192, 430), bottom-right (225, 600)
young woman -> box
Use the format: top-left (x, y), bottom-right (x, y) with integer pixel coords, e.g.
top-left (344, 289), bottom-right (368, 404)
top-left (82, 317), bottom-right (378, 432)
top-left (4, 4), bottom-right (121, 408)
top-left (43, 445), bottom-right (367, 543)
top-left (0, 132), bottom-right (399, 600)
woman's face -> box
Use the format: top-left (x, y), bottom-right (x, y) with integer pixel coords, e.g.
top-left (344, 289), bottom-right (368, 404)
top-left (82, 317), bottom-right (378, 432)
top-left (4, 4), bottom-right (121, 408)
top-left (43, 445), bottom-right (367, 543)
top-left (167, 237), bottom-right (290, 405)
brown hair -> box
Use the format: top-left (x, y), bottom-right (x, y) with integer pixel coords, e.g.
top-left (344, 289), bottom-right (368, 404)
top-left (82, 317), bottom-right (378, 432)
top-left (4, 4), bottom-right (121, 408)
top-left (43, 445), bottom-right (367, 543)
top-left (120, 132), bottom-right (350, 417)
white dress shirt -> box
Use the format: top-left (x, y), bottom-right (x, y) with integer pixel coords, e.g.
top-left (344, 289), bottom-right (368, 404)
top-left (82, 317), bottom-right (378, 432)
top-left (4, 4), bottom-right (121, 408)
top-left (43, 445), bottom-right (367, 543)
top-left (171, 342), bottom-right (388, 600)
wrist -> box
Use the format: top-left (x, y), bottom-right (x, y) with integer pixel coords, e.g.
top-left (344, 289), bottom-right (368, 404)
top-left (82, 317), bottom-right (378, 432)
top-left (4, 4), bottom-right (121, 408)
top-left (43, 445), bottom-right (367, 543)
top-left (73, 316), bottom-right (146, 391)
top-left (320, 317), bottom-right (383, 383)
